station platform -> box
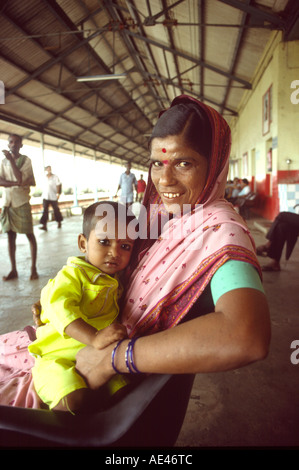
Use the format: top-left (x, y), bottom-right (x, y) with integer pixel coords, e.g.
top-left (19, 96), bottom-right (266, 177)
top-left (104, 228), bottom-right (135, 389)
top-left (0, 213), bottom-right (298, 448)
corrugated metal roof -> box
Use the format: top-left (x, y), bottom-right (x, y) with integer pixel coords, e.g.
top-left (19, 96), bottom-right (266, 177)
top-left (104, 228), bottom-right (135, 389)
top-left (0, 0), bottom-right (298, 169)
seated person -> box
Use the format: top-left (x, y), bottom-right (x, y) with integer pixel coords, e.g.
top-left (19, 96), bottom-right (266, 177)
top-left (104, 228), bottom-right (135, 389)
top-left (225, 177), bottom-right (241, 202)
top-left (0, 96), bottom-right (271, 419)
top-left (237, 178), bottom-right (251, 197)
top-left (256, 211), bottom-right (299, 271)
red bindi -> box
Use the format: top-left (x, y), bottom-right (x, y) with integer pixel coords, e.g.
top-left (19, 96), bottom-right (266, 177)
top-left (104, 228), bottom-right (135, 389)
top-left (162, 148), bottom-right (166, 153)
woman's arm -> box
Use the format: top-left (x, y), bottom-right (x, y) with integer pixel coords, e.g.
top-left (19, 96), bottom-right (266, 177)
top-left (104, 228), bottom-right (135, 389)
top-left (76, 288), bottom-right (271, 389)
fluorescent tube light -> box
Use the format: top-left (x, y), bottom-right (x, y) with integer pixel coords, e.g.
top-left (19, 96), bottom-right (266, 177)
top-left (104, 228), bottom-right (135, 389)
top-left (76, 74), bottom-right (127, 82)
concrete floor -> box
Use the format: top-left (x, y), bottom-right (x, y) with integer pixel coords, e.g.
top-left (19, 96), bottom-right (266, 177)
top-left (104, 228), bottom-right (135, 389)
top-left (0, 214), bottom-right (298, 448)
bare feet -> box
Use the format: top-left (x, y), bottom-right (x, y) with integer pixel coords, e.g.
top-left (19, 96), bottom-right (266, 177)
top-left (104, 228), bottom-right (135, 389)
top-left (3, 270), bottom-right (18, 281)
top-left (262, 261), bottom-right (280, 272)
top-left (30, 270), bottom-right (39, 280)
top-left (256, 243), bottom-right (270, 256)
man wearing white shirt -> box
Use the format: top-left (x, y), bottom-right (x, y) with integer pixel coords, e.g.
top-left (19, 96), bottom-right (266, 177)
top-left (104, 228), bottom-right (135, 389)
top-left (39, 166), bottom-right (63, 231)
top-left (237, 178), bottom-right (250, 197)
top-left (0, 134), bottom-right (38, 280)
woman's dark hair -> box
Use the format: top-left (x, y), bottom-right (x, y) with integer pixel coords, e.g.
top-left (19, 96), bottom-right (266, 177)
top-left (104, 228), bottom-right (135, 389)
top-left (149, 100), bottom-right (212, 160)
top-left (82, 201), bottom-right (137, 240)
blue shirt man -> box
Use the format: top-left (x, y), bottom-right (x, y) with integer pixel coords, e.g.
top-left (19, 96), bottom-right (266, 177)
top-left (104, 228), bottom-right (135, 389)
top-left (116, 162), bottom-right (137, 205)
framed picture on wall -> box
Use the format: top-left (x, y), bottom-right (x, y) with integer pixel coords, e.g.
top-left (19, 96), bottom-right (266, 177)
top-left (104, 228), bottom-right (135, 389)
top-left (262, 85), bottom-right (272, 135)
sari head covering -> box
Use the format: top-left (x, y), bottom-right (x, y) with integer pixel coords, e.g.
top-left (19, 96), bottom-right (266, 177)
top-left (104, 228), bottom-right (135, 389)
top-left (122, 95), bottom-right (261, 337)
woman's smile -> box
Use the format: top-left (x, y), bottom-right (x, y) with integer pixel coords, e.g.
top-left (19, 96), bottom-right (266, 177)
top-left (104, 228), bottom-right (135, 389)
top-left (162, 191), bottom-right (183, 200)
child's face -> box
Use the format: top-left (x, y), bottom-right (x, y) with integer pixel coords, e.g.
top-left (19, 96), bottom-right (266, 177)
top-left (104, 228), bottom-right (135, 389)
top-left (78, 217), bottom-right (134, 275)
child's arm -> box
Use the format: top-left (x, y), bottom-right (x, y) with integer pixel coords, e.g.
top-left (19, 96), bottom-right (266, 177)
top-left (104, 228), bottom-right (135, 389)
top-left (65, 318), bottom-right (127, 350)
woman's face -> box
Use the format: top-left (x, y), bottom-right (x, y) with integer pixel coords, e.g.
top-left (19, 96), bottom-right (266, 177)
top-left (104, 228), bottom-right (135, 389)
top-left (150, 134), bottom-right (208, 214)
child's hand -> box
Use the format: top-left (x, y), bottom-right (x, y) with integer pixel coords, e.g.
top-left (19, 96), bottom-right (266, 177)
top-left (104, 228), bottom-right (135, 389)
top-left (31, 300), bottom-right (44, 327)
top-left (92, 323), bottom-right (127, 350)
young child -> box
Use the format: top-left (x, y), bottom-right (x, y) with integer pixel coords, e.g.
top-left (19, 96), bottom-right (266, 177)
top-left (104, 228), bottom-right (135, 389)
top-left (29, 201), bottom-right (136, 413)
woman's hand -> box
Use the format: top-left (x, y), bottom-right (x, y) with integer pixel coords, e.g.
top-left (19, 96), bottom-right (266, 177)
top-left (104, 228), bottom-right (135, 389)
top-left (76, 343), bottom-right (120, 390)
top-left (31, 300), bottom-right (43, 327)
top-left (76, 288), bottom-right (270, 387)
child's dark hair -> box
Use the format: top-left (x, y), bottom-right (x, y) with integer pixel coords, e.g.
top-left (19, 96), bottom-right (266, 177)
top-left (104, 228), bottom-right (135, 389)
top-left (83, 201), bottom-right (137, 240)
top-left (149, 98), bottom-right (212, 160)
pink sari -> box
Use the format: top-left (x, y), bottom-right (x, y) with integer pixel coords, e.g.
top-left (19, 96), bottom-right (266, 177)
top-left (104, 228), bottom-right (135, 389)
top-left (0, 327), bottom-right (42, 408)
top-left (121, 95), bottom-right (260, 336)
top-left (0, 95), bottom-right (260, 408)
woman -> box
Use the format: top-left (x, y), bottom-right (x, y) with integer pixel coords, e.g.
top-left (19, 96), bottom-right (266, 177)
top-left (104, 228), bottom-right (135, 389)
top-left (75, 95), bottom-right (271, 390)
top-left (0, 95), bottom-right (270, 408)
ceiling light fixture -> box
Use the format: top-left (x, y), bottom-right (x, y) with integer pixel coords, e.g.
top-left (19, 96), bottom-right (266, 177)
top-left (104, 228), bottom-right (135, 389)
top-left (76, 73), bottom-right (127, 82)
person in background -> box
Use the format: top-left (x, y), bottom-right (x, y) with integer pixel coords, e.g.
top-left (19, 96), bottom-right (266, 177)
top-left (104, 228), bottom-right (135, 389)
top-left (136, 174), bottom-right (146, 203)
top-left (232, 178), bottom-right (252, 215)
top-left (256, 211), bottom-right (299, 271)
top-left (39, 165), bottom-right (63, 231)
top-left (115, 162), bottom-right (137, 207)
top-left (225, 177), bottom-right (240, 201)
top-left (237, 178), bottom-right (250, 197)
top-left (0, 134), bottom-right (38, 281)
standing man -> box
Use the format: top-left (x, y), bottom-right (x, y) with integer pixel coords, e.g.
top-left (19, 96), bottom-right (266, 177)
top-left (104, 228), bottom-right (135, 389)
top-left (0, 134), bottom-right (38, 281)
top-left (115, 162), bottom-right (137, 207)
top-left (136, 174), bottom-right (146, 203)
top-left (39, 165), bottom-right (63, 231)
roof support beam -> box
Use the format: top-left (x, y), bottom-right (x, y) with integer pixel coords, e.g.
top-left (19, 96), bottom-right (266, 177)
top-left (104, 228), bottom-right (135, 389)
top-left (143, 0), bottom-right (186, 25)
top-left (0, 113), bottom-right (148, 169)
top-left (103, 1), bottom-right (166, 116)
top-left (161, 0), bottom-right (183, 93)
top-left (5, 29), bottom-right (103, 98)
top-left (141, 71), bottom-right (238, 115)
top-left (220, 0), bottom-right (251, 114)
top-left (45, 0), bottom-right (154, 143)
top-left (218, 0), bottom-right (286, 28)
top-left (2, 1), bottom-right (152, 165)
top-left (124, 29), bottom-right (252, 89)
top-left (123, 0), bottom-right (171, 104)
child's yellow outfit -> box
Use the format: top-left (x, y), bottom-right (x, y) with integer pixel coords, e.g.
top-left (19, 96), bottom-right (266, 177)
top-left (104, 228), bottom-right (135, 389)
top-left (29, 256), bottom-right (128, 409)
